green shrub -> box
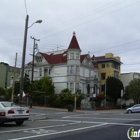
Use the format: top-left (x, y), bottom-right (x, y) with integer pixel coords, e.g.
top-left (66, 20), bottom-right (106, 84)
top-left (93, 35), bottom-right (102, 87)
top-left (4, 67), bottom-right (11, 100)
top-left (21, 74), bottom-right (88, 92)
top-left (52, 96), bottom-right (63, 108)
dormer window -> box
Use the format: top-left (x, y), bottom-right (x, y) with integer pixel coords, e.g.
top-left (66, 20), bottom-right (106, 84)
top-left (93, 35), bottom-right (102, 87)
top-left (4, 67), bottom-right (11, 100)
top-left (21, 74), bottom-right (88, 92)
top-left (36, 56), bottom-right (42, 63)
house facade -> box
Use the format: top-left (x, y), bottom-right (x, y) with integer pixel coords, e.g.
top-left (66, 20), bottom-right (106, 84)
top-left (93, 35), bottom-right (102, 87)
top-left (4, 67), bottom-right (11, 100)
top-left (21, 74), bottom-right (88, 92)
top-left (0, 62), bottom-right (20, 88)
top-left (25, 32), bottom-right (100, 97)
top-left (92, 53), bottom-right (122, 92)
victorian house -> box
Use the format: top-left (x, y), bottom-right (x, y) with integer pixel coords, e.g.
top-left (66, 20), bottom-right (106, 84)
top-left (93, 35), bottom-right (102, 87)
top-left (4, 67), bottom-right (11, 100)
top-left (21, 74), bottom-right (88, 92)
top-left (25, 32), bottom-right (100, 97)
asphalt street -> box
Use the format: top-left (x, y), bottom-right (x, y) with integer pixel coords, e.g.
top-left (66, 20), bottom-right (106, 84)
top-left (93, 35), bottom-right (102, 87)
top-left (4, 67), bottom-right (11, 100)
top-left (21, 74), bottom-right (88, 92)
top-left (0, 107), bottom-right (140, 140)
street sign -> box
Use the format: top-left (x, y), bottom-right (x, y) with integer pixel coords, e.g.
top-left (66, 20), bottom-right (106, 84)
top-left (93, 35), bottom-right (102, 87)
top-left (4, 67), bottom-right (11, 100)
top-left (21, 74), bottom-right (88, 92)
top-left (121, 90), bottom-right (123, 98)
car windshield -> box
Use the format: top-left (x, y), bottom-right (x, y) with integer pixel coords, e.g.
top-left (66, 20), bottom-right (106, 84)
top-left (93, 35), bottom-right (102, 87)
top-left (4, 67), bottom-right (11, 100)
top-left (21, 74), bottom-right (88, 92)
top-left (1, 102), bottom-right (19, 107)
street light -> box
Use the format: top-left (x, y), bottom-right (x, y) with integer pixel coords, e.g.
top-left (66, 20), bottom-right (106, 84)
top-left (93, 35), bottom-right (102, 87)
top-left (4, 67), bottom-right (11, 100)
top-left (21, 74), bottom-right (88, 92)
top-left (19, 15), bottom-right (42, 106)
top-left (28, 20), bottom-right (42, 29)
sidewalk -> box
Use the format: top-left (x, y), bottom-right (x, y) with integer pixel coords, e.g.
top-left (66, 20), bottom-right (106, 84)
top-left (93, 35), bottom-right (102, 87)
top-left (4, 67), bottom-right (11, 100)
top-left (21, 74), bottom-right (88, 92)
top-left (28, 106), bottom-right (126, 121)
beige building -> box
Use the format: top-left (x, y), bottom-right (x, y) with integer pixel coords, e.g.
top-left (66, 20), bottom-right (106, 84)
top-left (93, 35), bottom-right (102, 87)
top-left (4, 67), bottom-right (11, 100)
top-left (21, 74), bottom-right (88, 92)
top-left (121, 72), bottom-right (140, 89)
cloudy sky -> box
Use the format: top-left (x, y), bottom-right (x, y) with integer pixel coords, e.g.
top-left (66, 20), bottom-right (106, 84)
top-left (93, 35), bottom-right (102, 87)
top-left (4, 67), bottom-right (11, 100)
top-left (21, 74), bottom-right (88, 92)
top-left (1, 0), bottom-right (140, 73)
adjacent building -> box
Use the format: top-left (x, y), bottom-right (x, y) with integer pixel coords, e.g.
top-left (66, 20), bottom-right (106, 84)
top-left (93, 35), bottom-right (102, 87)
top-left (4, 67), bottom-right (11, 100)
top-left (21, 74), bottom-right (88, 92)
top-left (92, 53), bottom-right (122, 92)
top-left (121, 72), bottom-right (140, 89)
top-left (0, 62), bottom-right (20, 88)
top-left (25, 32), bottom-right (100, 97)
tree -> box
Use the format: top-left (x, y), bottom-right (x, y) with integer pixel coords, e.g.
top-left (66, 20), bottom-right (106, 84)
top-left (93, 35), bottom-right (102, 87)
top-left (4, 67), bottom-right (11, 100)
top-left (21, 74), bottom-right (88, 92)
top-left (125, 79), bottom-right (140, 103)
top-left (0, 87), bottom-right (5, 96)
top-left (32, 76), bottom-right (55, 97)
top-left (5, 88), bottom-right (12, 101)
top-left (105, 77), bottom-right (124, 103)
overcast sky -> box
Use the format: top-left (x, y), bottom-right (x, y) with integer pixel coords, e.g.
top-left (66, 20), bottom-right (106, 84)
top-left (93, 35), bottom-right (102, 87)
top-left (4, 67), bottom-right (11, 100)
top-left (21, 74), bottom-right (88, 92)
top-left (1, 0), bottom-right (140, 73)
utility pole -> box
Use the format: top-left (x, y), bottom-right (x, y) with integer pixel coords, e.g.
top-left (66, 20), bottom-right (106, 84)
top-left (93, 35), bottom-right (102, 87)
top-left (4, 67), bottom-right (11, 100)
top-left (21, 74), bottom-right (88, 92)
top-left (19, 15), bottom-right (42, 106)
top-left (74, 66), bottom-right (77, 112)
top-left (30, 36), bottom-right (40, 108)
top-left (105, 80), bottom-right (106, 107)
top-left (11, 53), bottom-right (17, 102)
top-left (19, 15), bottom-right (29, 106)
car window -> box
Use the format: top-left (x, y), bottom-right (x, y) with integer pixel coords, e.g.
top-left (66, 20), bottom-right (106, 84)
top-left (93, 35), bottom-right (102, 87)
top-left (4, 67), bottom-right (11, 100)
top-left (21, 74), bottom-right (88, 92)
top-left (133, 105), bottom-right (140, 108)
top-left (1, 102), bottom-right (19, 107)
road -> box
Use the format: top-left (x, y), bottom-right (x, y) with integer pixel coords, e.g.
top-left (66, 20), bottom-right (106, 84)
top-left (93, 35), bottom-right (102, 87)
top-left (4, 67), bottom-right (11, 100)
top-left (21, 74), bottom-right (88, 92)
top-left (0, 108), bottom-right (140, 140)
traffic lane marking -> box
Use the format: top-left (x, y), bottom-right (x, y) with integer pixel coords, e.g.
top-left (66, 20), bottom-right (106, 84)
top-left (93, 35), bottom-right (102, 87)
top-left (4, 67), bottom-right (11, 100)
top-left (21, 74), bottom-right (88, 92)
top-left (63, 116), bottom-right (140, 121)
top-left (3, 119), bottom-right (140, 140)
top-left (41, 119), bottom-right (140, 127)
top-left (30, 112), bottom-right (67, 116)
top-left (9, 123), bottom-right (108, 140)
top-left (24, 129), bottom-right (56, 134)
top-left (0, 120), bottom-right (81, 134)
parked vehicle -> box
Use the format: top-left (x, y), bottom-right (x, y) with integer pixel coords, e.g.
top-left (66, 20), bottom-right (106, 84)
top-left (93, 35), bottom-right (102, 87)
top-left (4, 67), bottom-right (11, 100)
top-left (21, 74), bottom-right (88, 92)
top-left (0, 111), bottom-right (6, 125)
top-left (0, 101), bottom-right (30, 125)
top-left (126, 104), bottom-right (140, 113)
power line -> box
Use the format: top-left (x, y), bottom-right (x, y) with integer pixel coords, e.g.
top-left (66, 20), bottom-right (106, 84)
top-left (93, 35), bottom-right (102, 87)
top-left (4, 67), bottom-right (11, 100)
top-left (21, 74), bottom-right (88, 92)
top-left (35, 0), bottom-right (123, 36)
top-left (0, 0), bottom-right (122, 46)
top-left (91, 39), bottom-right (140, 55)
top-left (124, 63), bottom-right (140, 65)
top-left (0, 0), bottom-right (139, 48)
top-left (39, 0), bottom-right (140, 40)
top-left (24, 0), bottom-right (28, 15)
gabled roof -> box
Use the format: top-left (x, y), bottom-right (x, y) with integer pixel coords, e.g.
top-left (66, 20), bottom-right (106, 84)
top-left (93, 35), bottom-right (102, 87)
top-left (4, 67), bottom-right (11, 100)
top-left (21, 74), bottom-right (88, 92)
top-left (80, 54), bottom-right (88, 63)
top-left (92, 61), bottom-right (98, 68)
top-left (68, 32), bottom-right (81, 50)
top-left (40, 52), bottom-right (67, 65)
top-left (40, 52), bottom-right (52, 64)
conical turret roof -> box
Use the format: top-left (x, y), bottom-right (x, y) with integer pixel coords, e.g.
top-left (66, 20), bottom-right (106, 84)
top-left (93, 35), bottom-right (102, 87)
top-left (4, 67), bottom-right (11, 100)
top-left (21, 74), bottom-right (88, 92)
top-left (68, 32), bottom-right (81, 50)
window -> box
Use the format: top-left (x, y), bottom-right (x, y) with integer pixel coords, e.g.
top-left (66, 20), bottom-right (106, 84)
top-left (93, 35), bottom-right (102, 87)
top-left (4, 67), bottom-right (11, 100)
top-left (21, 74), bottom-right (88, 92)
top-left (70, 53), bottom-right (74, 59)
top-left (114, 63), bottom-right (118, 69)
top-left (76, 66), bottom-right (79, 74)
top-left (70, 83), bottom-right (74, 92)
top-left (76, 53), bottom-right (79, 59)
top-left (112, 64), bottom-right (114, 68)
top-left (114, 71), bottom-right (119, 79)
top-left (106, 63), bottom-right (110, 68)
top-left (101, 64), bottom-right (105, 68)
top-left (101, 73), bottom-right (106, 80)
top-left (39, 68), bottom-right (42, 76)
top-left (70, 66), bottom-right (74, 74)
top-left (36, 56), bottom-right (42, 63)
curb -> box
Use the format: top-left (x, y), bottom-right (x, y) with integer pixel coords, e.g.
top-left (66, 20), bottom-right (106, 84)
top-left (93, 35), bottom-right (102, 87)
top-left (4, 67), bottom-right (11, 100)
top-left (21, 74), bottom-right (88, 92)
top-left (30, 106), bottom-right (125, 114)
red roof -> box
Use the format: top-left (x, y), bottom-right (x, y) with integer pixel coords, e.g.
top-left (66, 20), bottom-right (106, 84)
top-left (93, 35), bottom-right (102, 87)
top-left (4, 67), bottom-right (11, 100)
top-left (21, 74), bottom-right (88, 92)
top-left (94, 56), bottom-right (105, 60)
top-left (92, 61), bottom-right (98, 68)
top-left (40, 52), bottom-right (67, 64)
top-left (68, 32), bottom-right (81, 50)
top-left (39, 52), bottom-right (96, 66)
top-left (80, 54), bottom-right (88, 63)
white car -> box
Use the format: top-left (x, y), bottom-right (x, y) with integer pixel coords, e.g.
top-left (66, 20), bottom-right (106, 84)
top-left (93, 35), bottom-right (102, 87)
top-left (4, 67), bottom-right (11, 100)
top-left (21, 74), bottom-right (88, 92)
top-left (0, 111), bottom-right (6, 125)
top-left (0, 101), bottom-right (30, 125)
top-left (126, 104), bottom-right (140, 113)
